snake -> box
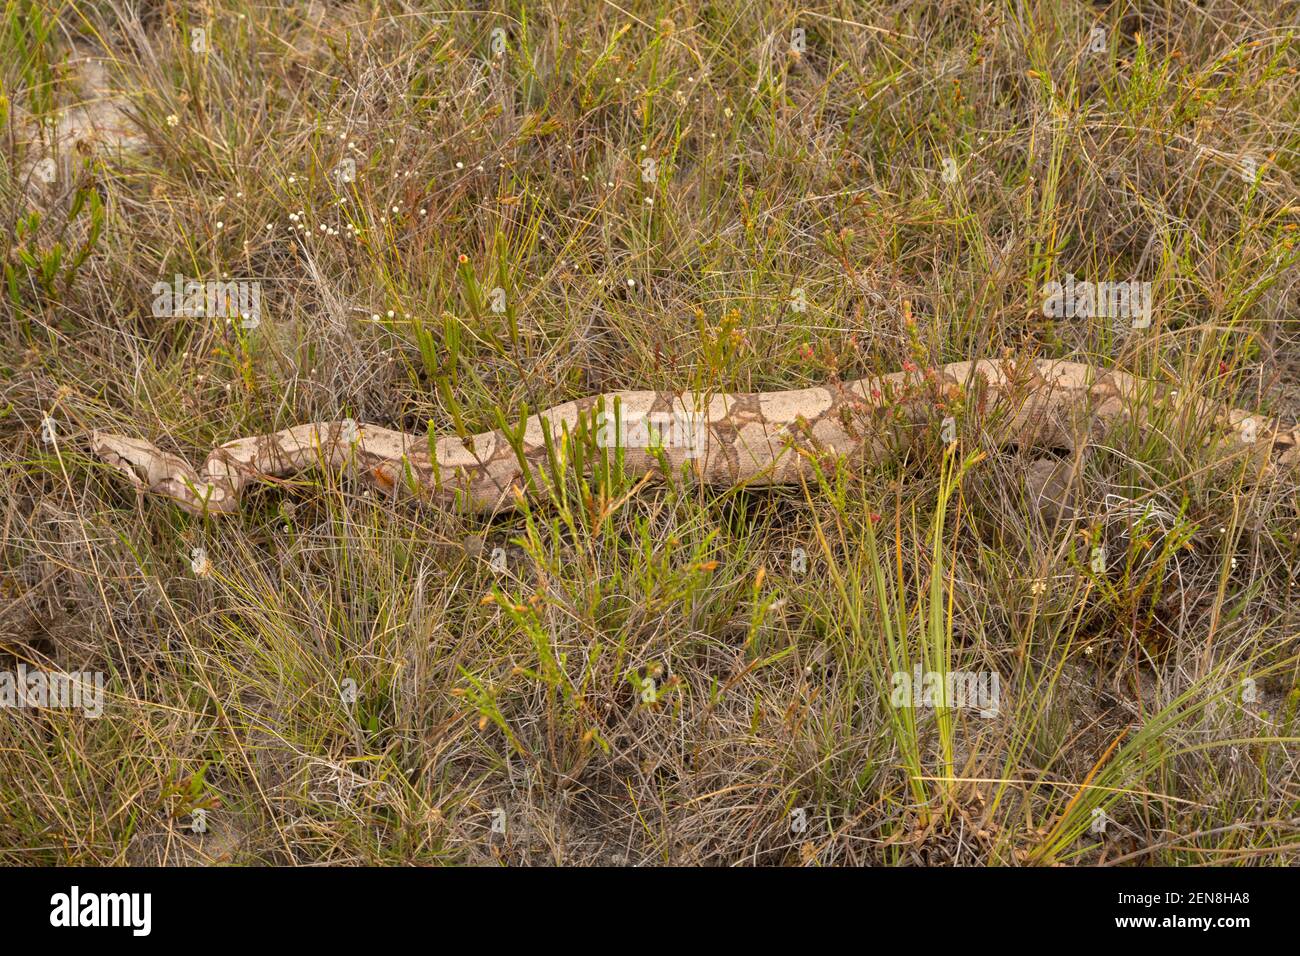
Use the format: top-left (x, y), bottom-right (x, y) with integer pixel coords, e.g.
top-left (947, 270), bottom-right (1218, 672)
top-left (90, 359), bottom-right (1299, 516)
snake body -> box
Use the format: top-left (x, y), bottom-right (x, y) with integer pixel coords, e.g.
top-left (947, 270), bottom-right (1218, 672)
top-left (91, 360), bottom-right (1299, 515)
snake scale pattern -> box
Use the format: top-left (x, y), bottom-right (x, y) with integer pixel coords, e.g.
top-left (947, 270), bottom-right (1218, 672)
top-left (91, 359), bottom-right (1300, 515)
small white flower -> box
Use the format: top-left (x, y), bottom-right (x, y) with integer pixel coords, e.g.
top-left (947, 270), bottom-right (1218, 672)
top-left (165, 114), bottom-right (179, 127)
top-left (190, 547), bottom-right (211, 576)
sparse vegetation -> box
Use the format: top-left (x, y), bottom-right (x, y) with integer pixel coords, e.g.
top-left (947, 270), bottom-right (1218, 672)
top-left (2, 0), bottom-right (1299, 865)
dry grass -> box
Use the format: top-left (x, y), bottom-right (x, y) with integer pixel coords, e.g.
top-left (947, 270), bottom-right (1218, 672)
top-left (1, 0), bottom-right (1299, 865)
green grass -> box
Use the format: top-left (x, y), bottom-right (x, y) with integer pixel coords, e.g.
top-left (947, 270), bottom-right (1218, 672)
top-left (1, 0), bottom-right (1299, 864)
